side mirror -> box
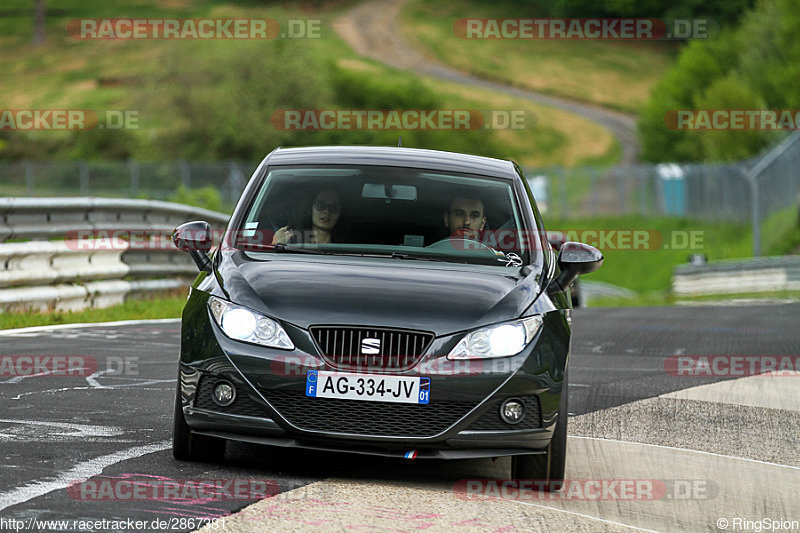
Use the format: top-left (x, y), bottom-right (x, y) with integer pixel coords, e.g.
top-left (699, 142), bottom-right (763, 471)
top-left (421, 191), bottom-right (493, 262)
top-left (173, 221), bottom-right (213, 272)
top-left (552, 241), bottom-right (603, 292)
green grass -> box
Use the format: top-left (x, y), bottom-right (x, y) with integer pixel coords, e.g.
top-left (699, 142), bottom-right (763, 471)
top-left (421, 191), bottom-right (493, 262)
top-left (0, 0), bottom-right (619, 167)
top-left (587, 292), bottom-right (675, 308)
top-left (0, 295), bottom-right (186, 330)
top-left (567, 210), bottom-right (800, 304)
top-left (363, 59), bottom-right (618, 167)
top-left (0, 1), bottom-right (362, 158)
top-left (401, 0), bottom-right (678, 114)
top-left (549, 215), bottom-right (754, 294)
top-left (761, 206), bottom-right (800, 255)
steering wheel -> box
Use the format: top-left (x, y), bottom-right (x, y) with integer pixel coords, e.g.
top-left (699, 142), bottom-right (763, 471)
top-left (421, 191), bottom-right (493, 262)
top-left (426, 236), bottom-right (504, 257)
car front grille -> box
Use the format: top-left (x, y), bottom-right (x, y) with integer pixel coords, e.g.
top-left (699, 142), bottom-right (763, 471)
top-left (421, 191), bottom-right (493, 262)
top-left (194, 374), bottom-right (267, 417)
top-left (261, 388), bottom-right (476, 437)
top-left (467, 395), bottom-right (542, 431)
top-left (310, 326), bottom-right (434, 371)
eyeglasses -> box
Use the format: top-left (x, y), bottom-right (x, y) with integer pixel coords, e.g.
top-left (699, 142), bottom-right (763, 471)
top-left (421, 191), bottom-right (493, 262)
top-left (313, 200), bottom-right (341, 214)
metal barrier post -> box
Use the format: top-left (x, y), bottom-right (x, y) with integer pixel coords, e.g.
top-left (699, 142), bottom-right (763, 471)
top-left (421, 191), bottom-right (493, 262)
top-left (742, 169), bottom-right (760, 257)
top-left (24, 161), bottom-right (34, 195)
top-left (180, 160), bottom-right (191, 188)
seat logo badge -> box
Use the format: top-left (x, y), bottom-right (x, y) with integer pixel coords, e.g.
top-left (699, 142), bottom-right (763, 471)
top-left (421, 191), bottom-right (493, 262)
top-left (361, 338), bottom-right (381, 355)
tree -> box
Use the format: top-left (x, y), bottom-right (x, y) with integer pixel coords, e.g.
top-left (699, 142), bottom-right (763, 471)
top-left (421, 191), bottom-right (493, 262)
top-left (639, 0), bottom-right (800, 162)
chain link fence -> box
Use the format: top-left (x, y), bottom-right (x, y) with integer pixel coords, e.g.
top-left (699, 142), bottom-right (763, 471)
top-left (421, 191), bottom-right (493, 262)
top-left (524, 162), bottom-right (754, 222)
top-left (1, 133), bottom-right (798, 255)
top-left (0, 160), bottom-right (253, 210)
top-left (524, 132), bottom-right (800, 255)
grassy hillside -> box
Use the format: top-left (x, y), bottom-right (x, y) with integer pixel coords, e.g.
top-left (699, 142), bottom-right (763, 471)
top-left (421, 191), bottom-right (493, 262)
top-left (0, 0), bottom-right (616, 167)
top-left (401, 0), bottom-right (677, 114)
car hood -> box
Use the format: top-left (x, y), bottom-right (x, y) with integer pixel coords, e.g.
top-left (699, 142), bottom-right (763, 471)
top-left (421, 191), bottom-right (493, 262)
top-left (215, 252), bottom-right (543, 336)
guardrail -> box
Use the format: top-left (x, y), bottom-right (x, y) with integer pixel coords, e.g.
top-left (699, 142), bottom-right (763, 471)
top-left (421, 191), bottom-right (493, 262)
top-left (0, 198), bottom-right (230, 311)
top-left (0, 197), bottom-right (229, 242)
top-left (672, 256), bottom-right (800, 296)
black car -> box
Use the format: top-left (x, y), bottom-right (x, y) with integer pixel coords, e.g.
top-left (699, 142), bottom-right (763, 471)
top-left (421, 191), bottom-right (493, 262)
top-left (171, 146), bottom-right (602, 490)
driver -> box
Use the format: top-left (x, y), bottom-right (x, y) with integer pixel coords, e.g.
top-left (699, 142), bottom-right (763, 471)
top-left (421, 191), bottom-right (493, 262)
top-left (444, 196), bottom-right (486, 240)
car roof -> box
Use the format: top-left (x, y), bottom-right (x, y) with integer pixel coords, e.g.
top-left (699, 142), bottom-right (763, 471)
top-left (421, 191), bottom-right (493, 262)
top-left (265, 146), bottom-right (519, 180)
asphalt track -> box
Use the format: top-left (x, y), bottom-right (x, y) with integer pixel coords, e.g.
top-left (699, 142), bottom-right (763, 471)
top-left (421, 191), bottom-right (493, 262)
top-left (0, 304), bottom-right (798, 532)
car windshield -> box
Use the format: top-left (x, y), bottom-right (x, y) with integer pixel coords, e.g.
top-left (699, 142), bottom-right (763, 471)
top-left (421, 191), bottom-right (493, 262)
top-left (236, 165), bottom-right (536, 267)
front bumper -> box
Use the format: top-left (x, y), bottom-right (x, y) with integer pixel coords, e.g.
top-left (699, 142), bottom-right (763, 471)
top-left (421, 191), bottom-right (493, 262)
top-left (178, 292), bottom-right (570, 459)
top-left (181, 372), bottom-right (554, 459)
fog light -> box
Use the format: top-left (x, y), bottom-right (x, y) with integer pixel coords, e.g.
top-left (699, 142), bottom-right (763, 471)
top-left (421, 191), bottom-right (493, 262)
top-left (501, 399), bottom-right (525, 424)
top-left (212, 381), bottom-right (236, 407)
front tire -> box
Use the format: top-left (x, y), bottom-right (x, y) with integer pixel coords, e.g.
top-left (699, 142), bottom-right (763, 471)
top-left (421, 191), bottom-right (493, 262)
top-left (172, 385), bottom-right (226, 462)
top-left (511, 369), bottom-right (568, 491)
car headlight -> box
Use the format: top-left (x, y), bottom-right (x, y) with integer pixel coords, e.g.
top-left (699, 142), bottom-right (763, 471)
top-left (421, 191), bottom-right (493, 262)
top-left (447, 316), bottom-right (543, 359)
top-left (208, 296), bottom-right (294, 350)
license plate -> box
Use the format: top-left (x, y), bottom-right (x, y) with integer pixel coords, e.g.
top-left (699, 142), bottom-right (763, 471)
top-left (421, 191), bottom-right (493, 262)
top-left (305, 371), bottom-right (430, 404)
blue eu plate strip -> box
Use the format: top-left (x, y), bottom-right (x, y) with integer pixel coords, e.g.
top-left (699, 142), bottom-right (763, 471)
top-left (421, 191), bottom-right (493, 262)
top-left (305, 370), bottom-right (318, 397)
top-left (418, 377), bottom-right (430, 404)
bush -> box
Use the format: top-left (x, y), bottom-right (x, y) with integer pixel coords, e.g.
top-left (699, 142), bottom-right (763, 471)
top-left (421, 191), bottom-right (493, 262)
top-left (168, 185), bottom-right (223, 213)
top-left (639, 0), bottom-right (800, 162)
top-left (328, 66), bottom-right (509, 158)
top-left (468, 0), bottom-right (754, 27)
top-left (140, 37), bottom-right (511, 161)
top-left (142, 39), bottom-right (335, 161)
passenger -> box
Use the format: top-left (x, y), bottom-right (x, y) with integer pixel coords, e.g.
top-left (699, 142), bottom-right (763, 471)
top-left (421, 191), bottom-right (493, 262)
top-left (444, 195), bottom-right (486, 241)
top-left (272, 190), bottom-right (342, 245)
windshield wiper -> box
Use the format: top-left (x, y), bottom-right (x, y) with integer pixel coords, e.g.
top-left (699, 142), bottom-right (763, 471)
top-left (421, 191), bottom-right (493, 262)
top-left (237, 242), bottom-right (330, 255)
top-left (239, 243), bottom-right (459, 261)
top-left (273, 243), bottom-right (331, 254)
top-left (390, 252), bottom-right (451, 262)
